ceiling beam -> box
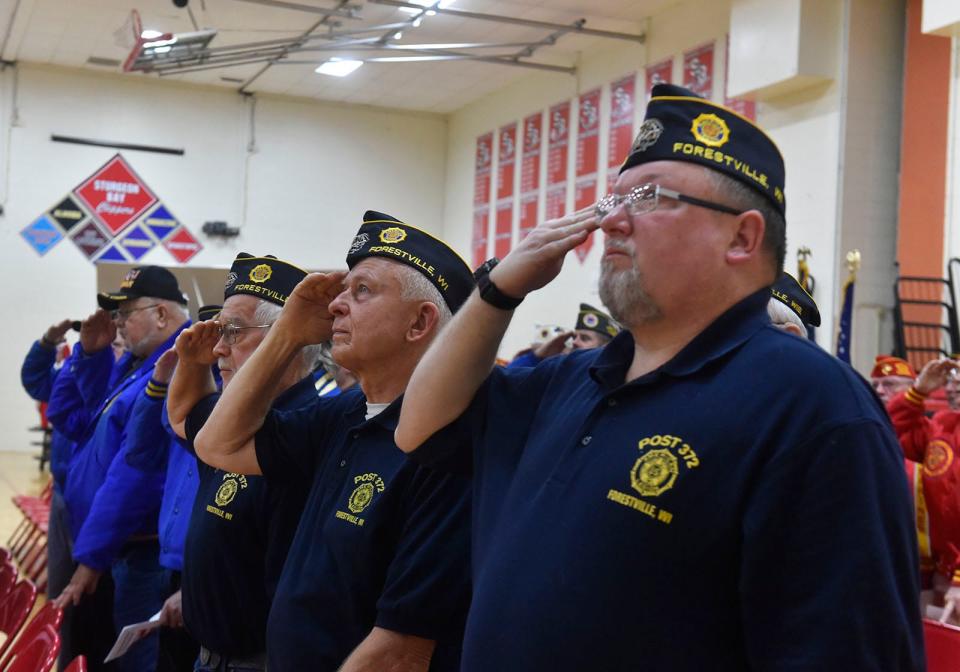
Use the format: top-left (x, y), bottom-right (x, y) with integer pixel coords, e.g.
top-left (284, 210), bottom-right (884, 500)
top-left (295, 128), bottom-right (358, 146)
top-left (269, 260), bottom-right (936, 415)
top-left (367, 0), bottom-right (645, 43)
top-left (226, 0), bottom-right (361, 21)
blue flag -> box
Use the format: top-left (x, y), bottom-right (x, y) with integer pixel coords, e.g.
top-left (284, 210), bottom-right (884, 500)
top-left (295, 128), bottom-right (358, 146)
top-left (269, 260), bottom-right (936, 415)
top-left (836, 275), bottom-right (855, 363)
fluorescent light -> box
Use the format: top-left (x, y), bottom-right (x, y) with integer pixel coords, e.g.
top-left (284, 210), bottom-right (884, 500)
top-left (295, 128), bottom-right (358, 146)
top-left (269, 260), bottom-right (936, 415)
top-left (438, 0), bottom-right (455, 7)
top-left (426, 10), bottom-right (436, 15)
top-left (151, 46), bottom-right (173, 54)
top-left (412, 17), bottom-right (423, 27)
top-left (393, 31), bottom-right (403, 39)
top-left (141, 29), bottom-right (164, 39)
top-left (144, 37), bottom-right (177, 48)
top-left (315, 58), bottom-right (364, 77)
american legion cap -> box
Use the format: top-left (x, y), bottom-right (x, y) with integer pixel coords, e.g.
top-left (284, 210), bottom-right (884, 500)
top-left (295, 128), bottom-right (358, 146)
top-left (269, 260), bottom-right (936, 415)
top-left (620, 83), bottom-right (786, 215)
top-left (223, 253), bottom-right (307, 306)
top-left (345, 210), bottom-right (475, 313)
top-left (197, 304), bottom-right (222, 322)
top-left (98, 266), bottom-right (187, 310)
top-left (575, 303), bottom-right (621, 338)
top-left (871, 355), bottom-right (917, 379)
top-left (770, 273), bottom-right (820, 328)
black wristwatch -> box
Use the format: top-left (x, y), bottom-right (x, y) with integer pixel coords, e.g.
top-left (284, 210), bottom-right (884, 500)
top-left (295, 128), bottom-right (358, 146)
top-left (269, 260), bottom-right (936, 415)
top-left (473, 258), bottom-right (523, 310)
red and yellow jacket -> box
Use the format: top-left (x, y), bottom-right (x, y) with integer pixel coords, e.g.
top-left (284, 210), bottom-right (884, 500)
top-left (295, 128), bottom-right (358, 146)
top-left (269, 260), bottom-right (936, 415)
top-left (889, 387), bottom-right (960, 586)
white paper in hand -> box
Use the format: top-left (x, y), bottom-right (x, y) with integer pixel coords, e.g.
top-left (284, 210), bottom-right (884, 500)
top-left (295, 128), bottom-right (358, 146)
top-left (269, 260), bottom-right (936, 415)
top-left (104, 610), bottom-right (162, 663)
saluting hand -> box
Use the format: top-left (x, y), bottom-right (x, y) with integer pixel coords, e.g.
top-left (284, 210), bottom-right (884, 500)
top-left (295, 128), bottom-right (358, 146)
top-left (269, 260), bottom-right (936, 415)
top-left (79, 309), bottom-right (117, 354)
top-left (915, 357), bottom-right (960, 395)
top-left (43, 318), bottom-right (73, 346)
top-left (533, 330), bottom-right (573, 360)
top-left (490, 206), bottom-right (599, 299)
top-left (175, 321), bottom-right (220, 367)
top-left (274, 272), bottom-right (347, 348)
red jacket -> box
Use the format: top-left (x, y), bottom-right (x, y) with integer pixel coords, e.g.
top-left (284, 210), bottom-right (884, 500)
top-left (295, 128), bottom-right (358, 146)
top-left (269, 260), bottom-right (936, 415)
top-left (889, 387), bottom-right (960, 585)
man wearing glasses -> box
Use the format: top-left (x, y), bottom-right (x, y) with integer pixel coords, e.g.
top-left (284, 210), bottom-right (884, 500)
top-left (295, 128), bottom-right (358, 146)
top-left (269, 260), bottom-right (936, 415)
top-left (395, 84), bottom-right (924, 670)
top-left (49, 265), bottom-right (190, 672)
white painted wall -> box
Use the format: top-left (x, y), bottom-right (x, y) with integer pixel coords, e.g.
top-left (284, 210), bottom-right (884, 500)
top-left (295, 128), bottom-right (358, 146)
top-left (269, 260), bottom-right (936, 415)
top-left (442, 0), bottom-right (859, 362)
top-left (0, 62), bottom-right (447, 452)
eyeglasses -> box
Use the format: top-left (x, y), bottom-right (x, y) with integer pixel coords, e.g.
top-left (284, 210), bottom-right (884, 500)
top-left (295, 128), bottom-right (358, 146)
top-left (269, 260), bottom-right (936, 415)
top-left (111, 304), bottom-right (160, 323)
top-left (218, 322), bottom-right (273, 346)
top-left (595, 183), bottom-right (745, 220)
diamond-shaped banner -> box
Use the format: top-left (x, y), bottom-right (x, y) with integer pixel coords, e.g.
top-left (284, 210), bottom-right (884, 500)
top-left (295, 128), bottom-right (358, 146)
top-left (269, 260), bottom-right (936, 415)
top-left (119, 225), bottom-right (156, 261)
top-left (74, 154), bottom-right (157, 236)
top-left (163, 226), bottom-right (202, 264)
top-left (70, 221), bottom-right (110, 259)
top-left (95, 244), bottom-right (131, 263)
top-left (48, 195), bottom-right (88, 234)
top-left (142, 204), bottom-right (179, 241)
top-left (20, 216), bottom-right (63, 256)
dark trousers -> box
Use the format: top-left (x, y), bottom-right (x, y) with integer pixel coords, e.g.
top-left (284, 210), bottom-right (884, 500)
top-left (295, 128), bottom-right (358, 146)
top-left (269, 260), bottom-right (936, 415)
top-left (158, 571), bottom-right (200, 672)
top-left (47, 489), bottom-right (75, 672)
top-left (67, 569), bottom-right (117, 672)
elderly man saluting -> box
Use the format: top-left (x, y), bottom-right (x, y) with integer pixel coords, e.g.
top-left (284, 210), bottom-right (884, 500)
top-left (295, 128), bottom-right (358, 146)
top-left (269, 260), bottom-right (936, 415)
top-left (171, 212), bottom-right (472, 672)
top-left (395, 84), bottom-right (924, 671)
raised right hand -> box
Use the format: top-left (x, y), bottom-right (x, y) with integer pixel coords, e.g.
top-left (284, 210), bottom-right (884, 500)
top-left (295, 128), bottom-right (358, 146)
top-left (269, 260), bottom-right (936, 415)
top-left (175, 321), bottom-right (220, 367)
top-left (533, 330), bottom-right (573, 359)
top-left (274, 272), bottom-right (347, 348)
top-left (490, 206), bottom-right (598, 299)
top-left (915, 357), bottom-right (959, 395)
top-left (79, 310), bottom-right (117, 354)
top-left (43, 319), bottom-right (73, 345)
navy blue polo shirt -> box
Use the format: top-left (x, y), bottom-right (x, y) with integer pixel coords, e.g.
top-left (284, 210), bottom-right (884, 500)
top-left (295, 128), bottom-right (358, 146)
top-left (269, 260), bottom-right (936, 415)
top-left (182, 375), bottom-right (317, 657)
top-left (413, 288), bottom-right (925, 671)
top-left (204, 388), bottom-right (471, 672)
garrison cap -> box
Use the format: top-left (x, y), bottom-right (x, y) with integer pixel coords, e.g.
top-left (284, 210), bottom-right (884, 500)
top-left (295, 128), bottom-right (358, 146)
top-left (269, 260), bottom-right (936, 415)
top-left (770, 273), bottom-right (820, 327)
top-left (223, 253), bottom-right (307, 307)
top-left (197, 304), bottom-right (222, 322)
top-left (346, 210), bottom-right (474, 313)
top-left (871, 355), bottom-right (916, 379)
top-left (575, 303), bottom-right (620, 338)
top-left (621, 83), bottom-right (786, 215)
top-left (98, 265), bottom-right (187, 310)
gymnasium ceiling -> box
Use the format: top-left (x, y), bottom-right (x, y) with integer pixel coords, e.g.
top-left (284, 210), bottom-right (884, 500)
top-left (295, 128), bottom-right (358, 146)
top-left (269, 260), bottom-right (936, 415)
top-left (0, 0), bottom-right (673, 112)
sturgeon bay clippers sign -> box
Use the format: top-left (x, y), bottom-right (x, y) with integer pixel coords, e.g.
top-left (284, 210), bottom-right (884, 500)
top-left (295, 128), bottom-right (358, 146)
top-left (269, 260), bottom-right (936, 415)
top-left (19, 153), bottom-right (203, 265)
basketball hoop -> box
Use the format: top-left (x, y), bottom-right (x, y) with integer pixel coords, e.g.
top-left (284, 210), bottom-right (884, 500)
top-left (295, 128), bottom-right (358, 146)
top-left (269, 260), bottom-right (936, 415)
top-left (115, 9), bottom-right (145, 73)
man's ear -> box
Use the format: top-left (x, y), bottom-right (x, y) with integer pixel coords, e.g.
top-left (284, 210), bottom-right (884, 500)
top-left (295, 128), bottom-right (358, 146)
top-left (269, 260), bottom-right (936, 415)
top-left (726, 209), bottom-right (766, 266)
top-left (154, 303), bottom-right (168, 328)
top-left (407, 302), bottom-right (441, 344)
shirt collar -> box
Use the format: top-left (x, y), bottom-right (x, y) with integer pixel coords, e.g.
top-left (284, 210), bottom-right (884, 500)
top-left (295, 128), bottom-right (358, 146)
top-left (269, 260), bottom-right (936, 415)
top-left (590, 288), bottom-right (771, 389)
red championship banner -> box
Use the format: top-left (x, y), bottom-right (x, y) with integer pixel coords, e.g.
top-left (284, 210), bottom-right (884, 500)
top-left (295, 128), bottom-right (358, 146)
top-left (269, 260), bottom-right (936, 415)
top-left (472, 132), bottom-right (493, 268)
top-left (723, 35), bottom-right (756, 121)
top-left (74, 155), bottom-right (157, 236)
top-left (683, 42), bottom-right (715, 99)
top-left (607, 74), bottom-right (637, 188)
top-left (574, 89), bottom-right (601, 262)
top-left (545, 101), bottom-right (571, 221)
top-left (494, 123), bottom-right (517, 259)
top-left (645, 58), bottom-right (672, 98)
top-left (518, 112), bottom-right (542, 241)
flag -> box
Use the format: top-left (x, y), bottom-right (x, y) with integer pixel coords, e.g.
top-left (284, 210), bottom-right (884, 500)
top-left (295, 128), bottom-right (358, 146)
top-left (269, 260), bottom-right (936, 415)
top-left (835, 250), bottom-right (861, 364)
top-left (797, 248), bottom-right (816, 341)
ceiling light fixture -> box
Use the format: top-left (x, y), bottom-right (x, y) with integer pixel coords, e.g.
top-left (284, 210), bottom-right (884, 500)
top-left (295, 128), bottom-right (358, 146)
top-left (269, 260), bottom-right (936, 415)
top-left (315, 58), bottom-right (364, 77)
top-left (144, 37), bottom-right (178, 48)
top-left (393, 31), bottom-right (403, 39)
top-left (141, 29), bottom-right (164, 39)
top-left (152, 46), bottom-right (173, 54)
top-left (412, 17), bottom-right (423, 27)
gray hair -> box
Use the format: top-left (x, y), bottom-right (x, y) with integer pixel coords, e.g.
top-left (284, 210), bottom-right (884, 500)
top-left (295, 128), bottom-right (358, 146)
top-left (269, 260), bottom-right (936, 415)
top-left (254, 300), bottom-right (322, 374)
top-left (158, 298), bottom-right (190, 321)
top-left (767, 297), bottom-right (805, 334)
top-left (396, 265), bottom-right (453, 330)
top-left (708, 170), bottom-right (787, 275)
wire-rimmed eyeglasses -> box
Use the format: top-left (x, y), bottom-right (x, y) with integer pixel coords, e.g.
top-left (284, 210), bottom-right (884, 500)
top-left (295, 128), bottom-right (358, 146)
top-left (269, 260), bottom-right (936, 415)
top-left (218, 322), bottom-right (273, 346)
top-left (595, 183), bottom-right (746, 220)
top-left (111, 304), bottom-right (160, 323)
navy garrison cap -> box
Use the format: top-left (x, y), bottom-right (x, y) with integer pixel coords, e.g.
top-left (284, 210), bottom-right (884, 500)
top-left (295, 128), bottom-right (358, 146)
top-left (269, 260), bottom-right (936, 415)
top-left (98, 266), bottom-right (187, 310)
top-left (197, 304), bottom-right (222, 322)
top-left (575, 303), bottom-right (620, 338)
top-left (223, 253), bottom-right (307, 307)
top-left (771, 273), bottom-right (820, 327)
top-left (345, 210), bottom-right (474, 313)
top-left (621, 83), bottom-right (786, 215)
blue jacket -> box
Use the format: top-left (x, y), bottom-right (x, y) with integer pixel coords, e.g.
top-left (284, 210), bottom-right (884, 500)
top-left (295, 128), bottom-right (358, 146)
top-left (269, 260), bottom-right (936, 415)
top-left (20, 340), bottom-right (74, 491)
top-left (51, 325), bottom-right (188, 571)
